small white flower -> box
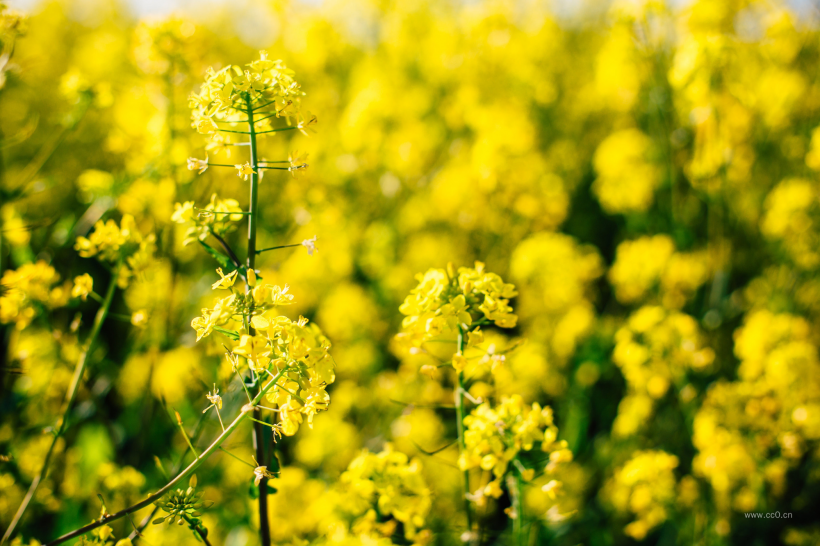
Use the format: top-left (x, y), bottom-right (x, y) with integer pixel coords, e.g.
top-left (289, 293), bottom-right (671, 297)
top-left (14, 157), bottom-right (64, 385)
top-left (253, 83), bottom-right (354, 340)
top-left (301, 235), bottom-right (318, 256)
top-left (253, 465), bottom-right (275, 486)
top-left (187, 156), bottom-right (209, 174)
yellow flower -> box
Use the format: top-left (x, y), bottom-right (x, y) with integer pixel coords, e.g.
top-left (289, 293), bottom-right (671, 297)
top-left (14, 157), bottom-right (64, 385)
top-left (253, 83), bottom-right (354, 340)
top-left (130, 310), bottom-right (149, 328)
top-left (253, 465), bottom-right (275, 485)
top-left (211, 267), bottom-right (238, 290)
top-left (71, 273), bottom-right (93, 301)
top-left (235, 162), bottom-right (256, 180)
top-left (232, 334), bottom-right (271, 372)
top-left (187, 156), bottom-right (209, 174)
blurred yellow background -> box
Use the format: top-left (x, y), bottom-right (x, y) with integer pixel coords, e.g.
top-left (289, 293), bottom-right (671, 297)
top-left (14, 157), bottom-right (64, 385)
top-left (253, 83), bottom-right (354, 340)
top-left (2, 0), bottom-right (820, 545)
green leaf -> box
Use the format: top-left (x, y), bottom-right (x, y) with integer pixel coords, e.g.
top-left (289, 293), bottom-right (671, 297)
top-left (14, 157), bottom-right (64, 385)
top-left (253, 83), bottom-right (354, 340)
top-left (198, 240), bottom-right (236, 272)
top-left (248, 483), bottom-right (259, 499)
top-left (269, 452), bottom-right (281, 474)
top-left (152, 517), bottom-right (166, 525)
top-left (266, 484), bottom-right (277, 494)
top-left (214, 327), bottom-right (240, 341)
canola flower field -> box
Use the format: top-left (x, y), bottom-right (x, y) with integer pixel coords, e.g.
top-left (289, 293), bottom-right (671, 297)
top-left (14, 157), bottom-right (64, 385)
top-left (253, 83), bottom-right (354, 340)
top-left (1, 0), bottom-right (820, 545)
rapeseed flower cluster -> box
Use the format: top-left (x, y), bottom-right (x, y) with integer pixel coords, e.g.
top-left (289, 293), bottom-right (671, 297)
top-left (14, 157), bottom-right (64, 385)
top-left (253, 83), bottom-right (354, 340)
top-left (171, 194), bottom-right (245, 244)
top-left (337, 445), bottom-right (432, 543)
top-left (693, 310), bottom-right (820, 523)
top-left (459, 396), bottom-right (572, 506)
top-left (0, 262), bottom-right (70, 329)
top-left (612, 306), bottom-right (714, 437)
top-left (396, 262), bottom-right (517, 354)
top-left (74, 215), bottom-right (156, 287)
top-left (189, 51), bottom-right (310, 140)
top-left (603, 451), bottom-right (679, 540)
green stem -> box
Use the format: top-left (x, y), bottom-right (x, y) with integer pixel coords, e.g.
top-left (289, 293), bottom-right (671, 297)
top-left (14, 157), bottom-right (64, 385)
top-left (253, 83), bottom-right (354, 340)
top-left (256, 243), bottom-right (301, 254)
top-left (181, 514), bottom-right (212, 546)
top-left (256, 127), bottom-right (296, 135)
top-left (508, 473), bottom-right (524, 546)
top-left (455, 325), bottom-right (473, 536)
top-left (1, 269), bottom-right (118, 546)
top-left (218, 446), bottom-right (255, 468)
top-left (129, 416), bottom-right (208, 543)
top-left (43, 366), bottom-right (289, 546)
top-left (245, 93), bottom-right (272, 546)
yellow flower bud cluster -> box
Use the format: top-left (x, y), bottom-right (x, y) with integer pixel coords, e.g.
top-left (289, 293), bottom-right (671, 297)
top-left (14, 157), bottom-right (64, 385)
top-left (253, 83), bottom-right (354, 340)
top-left (396, 261), bottom-right (517, 353)
top-left (692, 310), bottom-right (820, 516)
top-left (761, 178), bottom-right (820, 270)
top-left (592, 128), bottom-right (660, 214)
top-left (74, 214), bottom-right (156, 288)
top-left (510, 232), bottom-right (602, 360)
top-left (189, 50), bottom-right (306, 136)
top-left (458, 395), bottom-right (571, 504)
top-left (70, 273), bottom-right (93, 301)
top-left (338, 445), bottom-right (432, 543)
top-left (603, 450), bottom-right (679, 540)
top-left (132, 18), bottom-right (196, 75)
top-left (612, 306), bottom-right (714, 437)
top-left (608, 235), bottom-right (709, 309)
top-left (256, 318), bottom-right (334, 436)
top-left (0, 261), bottom-right (71, 329)
top-left (172, 194), bottom-right (245, 245)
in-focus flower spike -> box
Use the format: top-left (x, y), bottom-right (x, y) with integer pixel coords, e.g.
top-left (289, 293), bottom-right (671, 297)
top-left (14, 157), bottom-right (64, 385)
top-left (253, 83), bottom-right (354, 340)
top-left (396, 261), bottom-right (518, 359)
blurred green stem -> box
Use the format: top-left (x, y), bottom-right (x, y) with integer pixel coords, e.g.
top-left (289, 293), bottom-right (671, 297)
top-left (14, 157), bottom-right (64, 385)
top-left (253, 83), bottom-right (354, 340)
top-left (1, 268), bottom-right (118, 546)
top-left (455, 325), bottom-right (473, 537)
top-left (508, 473), bottom-right (524, 546)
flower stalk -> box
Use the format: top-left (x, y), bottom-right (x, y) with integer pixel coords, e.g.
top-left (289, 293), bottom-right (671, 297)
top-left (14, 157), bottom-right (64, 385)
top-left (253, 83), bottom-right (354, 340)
top-left (43, 364), bottom-right (290, 546)
top-left (455, 325), bottom-right (473, 535)
top-left (245, 92), bottom-right (272, 546)
top-left (1, 267), bottom-right (118, 546)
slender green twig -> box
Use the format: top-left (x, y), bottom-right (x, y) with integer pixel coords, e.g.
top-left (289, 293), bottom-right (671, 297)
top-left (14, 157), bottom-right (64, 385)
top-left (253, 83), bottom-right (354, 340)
top-left (218, 446), bottom-right (256, 468)
top-left (256, 127), bottom-right (296, 135)
top-left (509, 473), bottom-right (524, 546)
top-left (196, 210), bottom-right (252, 216)
top-left (129, 416), bottom-right (207, 543)
top-left (2, 269), bottom-right (118, 546)
top-left (455, 325), bottom-right (473, 536)
top-left (174, 411), bottom-right (200, 458)
top-left (213, 128), bottom-right (251, 135)
top-left (209, 232), bottom-right (244, 275)
top-left (43, 365), bottom-right (290, 546)
top-left (181, 515), bottom-right (212, 546)
top-left (256, 243), bottom-right (301, 254)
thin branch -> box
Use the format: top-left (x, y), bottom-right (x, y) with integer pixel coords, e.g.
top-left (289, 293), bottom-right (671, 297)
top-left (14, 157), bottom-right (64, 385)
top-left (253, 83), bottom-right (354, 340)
top-left (43, 366), bottom-right (289, 546)
top-left (218, 446), bottom-right (256, 468)
top-left (256, 127), bottom-right (296, 135)
top-left (256, 243), bottom-right (301, 254)
top-left (210, 232), bottom-right (244, 274)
